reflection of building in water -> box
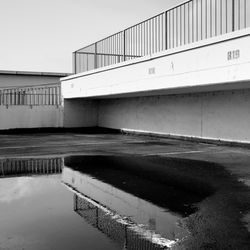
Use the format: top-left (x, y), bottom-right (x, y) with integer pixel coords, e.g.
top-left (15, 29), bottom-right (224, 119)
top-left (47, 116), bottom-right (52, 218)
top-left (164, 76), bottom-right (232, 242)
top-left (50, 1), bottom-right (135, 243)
top-left (72, 188), bottom-right (176, 250)
top-left (0, 158), bottom-right (63, 177)
top-left (62, 165), bottom-right (188, 240)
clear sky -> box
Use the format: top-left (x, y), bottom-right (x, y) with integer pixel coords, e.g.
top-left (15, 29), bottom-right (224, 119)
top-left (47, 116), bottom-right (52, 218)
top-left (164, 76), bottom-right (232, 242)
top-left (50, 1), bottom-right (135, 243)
top-left (0, 0), bottom-right (185, 73)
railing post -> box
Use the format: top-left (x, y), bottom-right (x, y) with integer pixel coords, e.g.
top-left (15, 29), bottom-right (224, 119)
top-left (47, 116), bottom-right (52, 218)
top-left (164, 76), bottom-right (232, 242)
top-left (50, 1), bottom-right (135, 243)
top-left (123, 30), bottom-right (126, 62)
top-left (72, 52), bottom-right (76, 74)
top-left (165, 11), bottom-right (168, 50)
top-left (94, 42), bottom-right (97, 69)
top-left (232, 0), bottom-right (235, 31)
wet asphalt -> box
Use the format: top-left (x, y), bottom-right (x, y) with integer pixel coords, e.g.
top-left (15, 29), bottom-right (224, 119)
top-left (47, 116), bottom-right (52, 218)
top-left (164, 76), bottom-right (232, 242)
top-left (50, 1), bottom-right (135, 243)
top-left (0, 131), bottom-right (249, 249)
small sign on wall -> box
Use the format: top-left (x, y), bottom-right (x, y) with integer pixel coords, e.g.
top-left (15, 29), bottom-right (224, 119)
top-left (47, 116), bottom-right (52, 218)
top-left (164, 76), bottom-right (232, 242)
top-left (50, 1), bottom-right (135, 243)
top-left (227, 50), bottom-right (240, 61)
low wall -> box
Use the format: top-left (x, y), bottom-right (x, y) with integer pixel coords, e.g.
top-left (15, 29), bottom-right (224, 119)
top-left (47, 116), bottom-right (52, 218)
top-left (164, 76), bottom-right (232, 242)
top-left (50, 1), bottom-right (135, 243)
top-left (98, 88), bottom-right (250, 143)
top-left (61, 29), bottom-right (250, 99)
top-left (0, 106), bottom-right (63, 130)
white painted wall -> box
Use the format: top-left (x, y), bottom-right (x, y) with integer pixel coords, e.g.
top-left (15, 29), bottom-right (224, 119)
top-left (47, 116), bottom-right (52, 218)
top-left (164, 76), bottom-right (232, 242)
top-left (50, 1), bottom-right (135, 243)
top-left (98, 88), bottom-right (250, 143)
top-left (61, 28), bottom-right (250, 99)
top-left (63, 99), bottom-right (97, 128)
top-left (0, 106), bottom-right (63, 130)
top-left (60, 28), bottom-right (250, 143)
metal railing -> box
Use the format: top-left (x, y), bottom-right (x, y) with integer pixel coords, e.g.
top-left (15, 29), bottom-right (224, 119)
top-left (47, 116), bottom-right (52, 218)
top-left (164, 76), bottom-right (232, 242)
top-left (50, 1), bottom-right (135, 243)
top-left (74, 0), bottom-right (249, 74)
top-left (0, 83), bottom-right (61, 106)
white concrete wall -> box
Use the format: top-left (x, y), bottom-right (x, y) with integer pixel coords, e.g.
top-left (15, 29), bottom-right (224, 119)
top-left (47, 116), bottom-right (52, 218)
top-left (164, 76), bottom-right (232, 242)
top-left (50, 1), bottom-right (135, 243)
top-left (0, 106), bottom-right (63, 130)
top-left (61, 28), bottom-right (250, 99)
top-left (61, 28), bottom-right (250, 143)
top-left (63, 99), bottom-right (98, 128)
top-left (98, 88), bottom-right (250, 143)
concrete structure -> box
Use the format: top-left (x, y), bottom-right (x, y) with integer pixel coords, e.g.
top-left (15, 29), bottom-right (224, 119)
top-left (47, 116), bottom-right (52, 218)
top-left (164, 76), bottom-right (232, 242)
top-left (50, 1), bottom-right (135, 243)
top-left (0, 71), bottom-right (68, 130)
top-left (0, 70), bottom-right (68, 88)
top-left (61, 27), bottom-right (250, 144)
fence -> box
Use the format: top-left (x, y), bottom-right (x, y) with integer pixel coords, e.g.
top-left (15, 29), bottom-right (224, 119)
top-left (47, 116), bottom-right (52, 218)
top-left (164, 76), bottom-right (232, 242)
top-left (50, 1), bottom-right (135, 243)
top-left (74, 0), bottom-right (250, 74)
top-left (0, 83), bottom-right (61, 106)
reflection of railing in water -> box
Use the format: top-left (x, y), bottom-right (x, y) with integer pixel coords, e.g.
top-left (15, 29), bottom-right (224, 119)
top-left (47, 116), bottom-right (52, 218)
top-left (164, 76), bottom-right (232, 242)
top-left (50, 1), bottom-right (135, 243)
top-left (69, 185), bottom-right (177, 250)
top-left (0, 158), bottom-right (63, 178)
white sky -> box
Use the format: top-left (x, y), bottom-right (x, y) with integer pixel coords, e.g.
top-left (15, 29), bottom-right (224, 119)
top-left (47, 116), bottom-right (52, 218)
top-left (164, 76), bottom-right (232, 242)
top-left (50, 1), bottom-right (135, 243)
top-left (0, 0), bottom-right (185, 73)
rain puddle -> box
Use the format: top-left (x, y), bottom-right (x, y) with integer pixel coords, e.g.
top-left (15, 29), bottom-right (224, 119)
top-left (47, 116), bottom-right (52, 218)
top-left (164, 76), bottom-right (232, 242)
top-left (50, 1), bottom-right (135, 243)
top-left (0, 156), bottom-right (214, 250)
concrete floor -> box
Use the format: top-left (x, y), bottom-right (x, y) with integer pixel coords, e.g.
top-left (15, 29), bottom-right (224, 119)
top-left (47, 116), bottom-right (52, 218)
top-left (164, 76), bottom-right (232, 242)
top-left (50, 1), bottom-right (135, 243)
top-left (0, 131), bottom-right (250, 249)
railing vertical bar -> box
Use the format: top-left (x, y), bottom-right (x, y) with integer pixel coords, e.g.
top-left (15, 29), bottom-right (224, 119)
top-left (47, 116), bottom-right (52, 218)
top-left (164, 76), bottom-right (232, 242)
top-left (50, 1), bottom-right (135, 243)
top-left (176, 8), bottom-right (178, 47)
top-left (168, 11), bottom-right (170, 49)
top-left (152, 18), bottom-right (154, 54)
top-left (180, 6), bottom-right (182, 46)
top-left (133, 26), bottom-right (135, 57)
top-left (196, 0), bottom-right (198, 41)
top-left (112, 35), bottom-right (114, 64)
top-left (136, 25), bottom-right (138, 56)
top-left (141, 23), bottom-right (143, 55)
top-left (172, 10), bottom-right (174, 48)
top-left (143, 23), bottom-right (145, 56)
top-left (188, 2), bottom-right (190, 43)
top-left (238, 0), bottom-right (240, 30)
top-left (148, 20), bottom-right (150, 55)
top-left (154, 18), bottom-right (157, 52)
top-left (131, 26), bottom-right (133, 57)
top-left (215, 0), bottom-right (217, 36)
top-left (220, 0), bottom-right (222, 34)
top-left (145, 21), bottom-right (148, 55)
top-left (192, 0), bottom-right (195, 42)
top-left (158, 16), bottom-right (160, 52)
top-left (183, 5), bottom-right (186, 45)
top-left (205, 0), bottom-right (208, 38)
top-left (226, 0), bottom-right (228, 32)
top-left (94, 43), bottom-right (97, 69)
top-left (155, 16), bottom-right (157, 52)
top-left (210, 0), bottom-right (212, 37)
top-left (162, 14), bottom-right (164, 50)
top-left (128, 29), bottom-right (130, 59)
top-left (201, 0), bottom-right (203, 40)
top-left (232, 0), bottom-right (235, 31)
top-left (244, 0), bottom-right (247, 28)
top-left (111, 36), bottom-right (113, 65)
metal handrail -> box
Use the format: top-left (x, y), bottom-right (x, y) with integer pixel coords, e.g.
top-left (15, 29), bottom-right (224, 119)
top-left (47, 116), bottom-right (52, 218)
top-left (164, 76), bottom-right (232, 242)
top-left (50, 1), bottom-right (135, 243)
top-left (74, 0), bottom-right (249, 74)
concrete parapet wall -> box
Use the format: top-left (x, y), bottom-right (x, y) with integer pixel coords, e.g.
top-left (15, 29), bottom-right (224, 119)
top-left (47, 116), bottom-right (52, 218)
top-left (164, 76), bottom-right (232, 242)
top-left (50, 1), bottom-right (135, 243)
top-left (61, 28), bottom-right (250, 99)
top-left (0, 106), bottom-right (63, 130)
top-left (98, 88), bottom-right (250, 143)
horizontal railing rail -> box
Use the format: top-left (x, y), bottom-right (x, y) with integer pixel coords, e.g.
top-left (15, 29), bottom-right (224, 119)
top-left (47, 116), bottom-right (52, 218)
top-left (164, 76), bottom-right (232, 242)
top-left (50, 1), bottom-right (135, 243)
top-left (73, 0), bottom-right (249, 74)
top-left (0, 83), bottom-right (61, 107)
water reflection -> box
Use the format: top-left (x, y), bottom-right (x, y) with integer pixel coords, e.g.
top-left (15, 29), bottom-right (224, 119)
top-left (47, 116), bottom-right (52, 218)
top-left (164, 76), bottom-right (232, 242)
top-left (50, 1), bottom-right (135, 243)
top-left (64, 155), bottom-right (211, 216)
top-left (71, 189), bottom-right (175, 250)
top-left (0, 155), bottom-right (211, 249)
top-left (0, 158), bottom-right (62, 177)
top-left (62, 155), bottom-right (209, 248)
top-left (0, 154), bottom-right (248, 249)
